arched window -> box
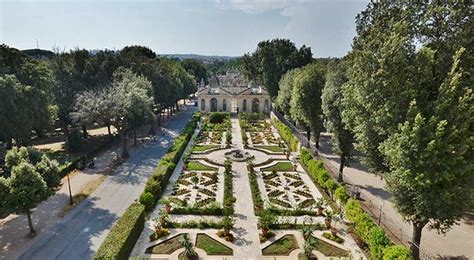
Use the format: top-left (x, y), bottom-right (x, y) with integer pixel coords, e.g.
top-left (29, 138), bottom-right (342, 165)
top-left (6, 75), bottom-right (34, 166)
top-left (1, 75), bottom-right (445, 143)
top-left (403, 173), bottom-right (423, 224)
top-left (210, 98), bottom-right (218, 112)
top-left (252, 98), bottom-right (260, 113)
top-left (223, 99), bottom-right (227, 111)
top-left (242, 99), bottom-right (247, 112)
top-left (201, 99), bottom-right (205, 111)
top-left (264, 99), bottom-right (269, 113)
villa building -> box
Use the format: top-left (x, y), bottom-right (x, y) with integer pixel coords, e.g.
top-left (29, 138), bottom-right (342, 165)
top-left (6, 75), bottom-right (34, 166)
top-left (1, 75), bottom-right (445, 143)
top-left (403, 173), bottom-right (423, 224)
top-left (196, 70), bottom-right (271, 113)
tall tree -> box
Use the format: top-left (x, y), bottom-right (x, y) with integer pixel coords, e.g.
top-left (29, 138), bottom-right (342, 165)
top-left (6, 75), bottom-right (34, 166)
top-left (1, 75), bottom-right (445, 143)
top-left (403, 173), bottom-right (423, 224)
top-left (275, 68), bottom-right (299, 116)
top-left (241, 39), bottom-right (313, 97)
top-left (290, 63), bottom-right (326, 148)
top-left (322, 60), bottom-right (353, 182)
top-left (181, 59), bottom-right (208, 84)
top-left (381, 48), bottom-right (473, 260)
top-left (8, 162), bottom-right (49, 235)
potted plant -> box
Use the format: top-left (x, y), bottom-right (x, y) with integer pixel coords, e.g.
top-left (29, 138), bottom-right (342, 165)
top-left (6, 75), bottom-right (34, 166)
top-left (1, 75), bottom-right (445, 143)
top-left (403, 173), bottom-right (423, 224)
top-left (285, 150), bottom-right (290, 160)
top-left (180, 233), bottom-right (197, 259)
top-left (159, 197), bottom-right (172, 213)
top-left (259, 210), bottom-right (276, 237)
top-left (292, 162), bottom-right (298, 171)
top-left (159, 210), bottom-right (169, 226)
top-left (323, 210), bottom-right (334, 229)
top-left (222, 216), bottom-right (235, 236)
top-left (315, 198), bottom-right (325, 216)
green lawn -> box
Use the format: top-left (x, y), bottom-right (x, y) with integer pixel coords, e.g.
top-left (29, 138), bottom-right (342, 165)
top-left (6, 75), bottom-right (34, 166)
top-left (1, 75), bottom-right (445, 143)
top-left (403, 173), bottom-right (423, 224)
top-left (255, 145), bottom-right (284, 153)
top-left (145, 234), bottom-right (184, 254)
top-left (262, 234), bottom-right (299, 256)
top-left (314, 236), bottom-right (349, 257)
top-left (192, 144), bottom-right (220, 152)
top-left (195, 233), bottom-right (233, 255)
top-left (261, 162), bottom-right (294, 172)
top-left (187, 161), bottom-right (218, 171)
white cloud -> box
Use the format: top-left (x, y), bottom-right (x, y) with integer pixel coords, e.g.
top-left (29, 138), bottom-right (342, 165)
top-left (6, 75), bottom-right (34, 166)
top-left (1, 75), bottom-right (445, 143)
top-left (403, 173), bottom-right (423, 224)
top-left (215, 0), bottom-right (307, 14)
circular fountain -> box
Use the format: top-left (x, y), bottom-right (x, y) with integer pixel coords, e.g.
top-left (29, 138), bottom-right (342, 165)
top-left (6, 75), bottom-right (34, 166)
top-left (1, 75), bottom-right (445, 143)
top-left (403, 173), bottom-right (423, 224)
top-left (224, 149), bottom-right (254, 162)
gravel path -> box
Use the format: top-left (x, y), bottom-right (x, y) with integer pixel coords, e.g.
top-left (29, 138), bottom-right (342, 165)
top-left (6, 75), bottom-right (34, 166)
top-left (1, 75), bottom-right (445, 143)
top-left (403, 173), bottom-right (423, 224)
top-left (18, 105), bottom-right (196, 260)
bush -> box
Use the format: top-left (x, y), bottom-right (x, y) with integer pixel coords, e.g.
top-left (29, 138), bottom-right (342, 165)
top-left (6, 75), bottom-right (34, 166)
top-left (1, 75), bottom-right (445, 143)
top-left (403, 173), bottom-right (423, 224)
top-left (139, 192), bottom-right (154, 212)
top-left (345, 199), bottom-right (364, 222)
top-left (209, 112), bottom-right (229, 124)
top-left (94, 203), bottom-right (145, 260)
top-left (368, 227), bottom-right (391, 259)
top-left (383, 245), bottom-right (412, 260)
top-left (272, 118), bottom-right (298, 152)
top-left (324, 179), bottom-right (338, 194)
top-left (335, 186), bottom-right (349, 204)
top-left (68, 129), bottom-right (82, 153)
top-left (300, 148), bottom-right (312, 165)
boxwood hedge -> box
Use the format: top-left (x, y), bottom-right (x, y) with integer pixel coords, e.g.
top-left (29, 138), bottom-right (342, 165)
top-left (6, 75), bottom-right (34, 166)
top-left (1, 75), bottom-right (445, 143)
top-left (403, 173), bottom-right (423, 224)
top-left (94, 203), bottom-right (145, 260)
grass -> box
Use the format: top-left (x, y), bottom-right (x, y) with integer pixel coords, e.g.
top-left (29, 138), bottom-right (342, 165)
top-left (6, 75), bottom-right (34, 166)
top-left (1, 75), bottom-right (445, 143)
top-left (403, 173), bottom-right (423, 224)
top-left (261, 161), bottom-right (294, 172)
top-left (314, 236), bottom-right (349, 257)
top-left (192, 144), bottom-right (220, 152)
top-left (195, 233), bottom-right (233, 255)
top-left (262, 234), bottom-right (299, 256)
top-left (187, 161), bottom-right (218, 171)
top-left (59, 174), bottom-right (107, 217)
top-left (145, 234), bottom-right (184, 254)
top-left (255, 145), bottom-right (284, 153)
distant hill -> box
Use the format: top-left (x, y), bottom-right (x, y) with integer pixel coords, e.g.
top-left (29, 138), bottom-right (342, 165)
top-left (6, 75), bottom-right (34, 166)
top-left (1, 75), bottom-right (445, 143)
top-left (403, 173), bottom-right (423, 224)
top-left (21, 49), bottom-right (55, 60)
top-left (159, 54), bottom-right (238, 62)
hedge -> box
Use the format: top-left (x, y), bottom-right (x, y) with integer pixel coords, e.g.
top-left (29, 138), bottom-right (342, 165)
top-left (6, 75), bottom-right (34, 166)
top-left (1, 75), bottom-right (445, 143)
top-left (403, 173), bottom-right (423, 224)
top-left (299, 148), bottom-right (412, 259)
top-left (271, 117), bottom-right (298, 151)
top-left (383, 245), bottom-right (412, 259)
top-left (94, 203), bottom-right (145, 260)
top-left (140, 112), bottom-right (200, 211)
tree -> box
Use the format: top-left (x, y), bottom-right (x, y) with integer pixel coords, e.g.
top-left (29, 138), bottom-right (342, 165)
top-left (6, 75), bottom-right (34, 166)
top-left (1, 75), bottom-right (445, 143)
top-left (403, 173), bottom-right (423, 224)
top-left (8, 162), bottom-right (49, 234)
top-left (180, 233), bottom-right (197, 259)
top-left (0, 177), bottom-right (10, 218)
top-left (381, 48), bottom-right (473, 260)
top-left (290, 63), bottom-right (326, 148)
top-left (35, 155), bottom-right (61, 192)
top-left (241, 39), bottom-right (313, 97)
top-left (322, 60), bottom-right (353, 182)
top-left (275, 69), bottom-right (299, 115)
top-left (181, 59), bottom-right (208, 84)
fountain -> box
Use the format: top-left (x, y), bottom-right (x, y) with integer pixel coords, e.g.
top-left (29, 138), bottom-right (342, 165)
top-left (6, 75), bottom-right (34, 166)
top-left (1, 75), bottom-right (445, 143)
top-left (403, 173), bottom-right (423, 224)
top-left (225, 149), bottom-right (254, 162)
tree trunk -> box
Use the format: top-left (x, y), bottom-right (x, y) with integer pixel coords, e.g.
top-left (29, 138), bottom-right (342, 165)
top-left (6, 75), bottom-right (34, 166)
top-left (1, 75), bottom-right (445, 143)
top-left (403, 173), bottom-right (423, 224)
top-left (149, 119), bottom-right (156, 135)
top-left (26, 209), bottom-right (35, 235)
top-left (60, 121), bottom-right (70, 152)
top-left (133, 127), bottom-right (137, 146)
top-left (315, 131), bottom-right (320, 150)
top-left (306, 128), bottom-right (311, 148)
top-left (81, 124), bottom-right (88, 139)
top-left (121, 129), bottom-right (129, 158)
top-left (107, 124), bottom-right (111, 137)
top-left (410, 222), bottom-right (425, 260)
top-left (338, 154), bottom-right (345, 183)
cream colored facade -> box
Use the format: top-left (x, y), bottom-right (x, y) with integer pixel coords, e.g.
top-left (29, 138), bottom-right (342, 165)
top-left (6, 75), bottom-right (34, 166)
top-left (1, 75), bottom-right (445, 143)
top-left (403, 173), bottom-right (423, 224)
top-left (196, 70), bottom-right (271, 113)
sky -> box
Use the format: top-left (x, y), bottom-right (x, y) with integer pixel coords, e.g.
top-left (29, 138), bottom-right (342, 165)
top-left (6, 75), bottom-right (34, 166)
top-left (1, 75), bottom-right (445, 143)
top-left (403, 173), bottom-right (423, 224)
top-left (0, 0), bottom-right (369, 57)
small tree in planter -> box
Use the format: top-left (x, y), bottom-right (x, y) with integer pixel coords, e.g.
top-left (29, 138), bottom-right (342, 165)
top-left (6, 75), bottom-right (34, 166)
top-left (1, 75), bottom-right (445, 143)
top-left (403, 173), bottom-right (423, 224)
top-left (315, 198), bottom-right (325, 216)
top-left (158, 209), bottom-right (170, 227)
top-left (159, 197), bottom-right (172, 213)
top-left (285, 149), bottom-right (290, 159)
top-left (258, 209), bottom-right (276, 237)
top-left (222, 215), bottom-right (235, 236)
top-left (180, 233), bottom-right (197, 260)
top-left (301, 223), bottom-right (318, 260)
top-left (323, 210), bottom-right (334, 229)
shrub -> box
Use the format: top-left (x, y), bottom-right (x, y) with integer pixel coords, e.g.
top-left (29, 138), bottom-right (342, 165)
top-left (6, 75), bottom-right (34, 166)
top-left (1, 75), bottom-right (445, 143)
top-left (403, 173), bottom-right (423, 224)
top-left (345, 199), bottom-right (363, 222)
top-left (94, 203), bottom-right (145, 260)
top-left (383, 245), bottom-right (412, 260)
top-left (368, 227), bottom-right (391, 259)
top-left (324, 179), bottom-right (338, 194)
top-left (300, 148), bottom-right (312, 165)
top-left (272, 118), bottom-right (298, 152)
top-left (335, 186), bottom-right (349, 204)
top-left (209, 112), bottom-right (229, 124)
top-left (354, 212), bottom-right (376, 241)
top-left (139, 192), bottom-right (154, 212)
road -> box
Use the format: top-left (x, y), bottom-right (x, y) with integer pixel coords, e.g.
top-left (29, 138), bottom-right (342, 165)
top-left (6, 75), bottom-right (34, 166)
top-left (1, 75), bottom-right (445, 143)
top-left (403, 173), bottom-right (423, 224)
top-left (20, 105), bottom-right (195, 260)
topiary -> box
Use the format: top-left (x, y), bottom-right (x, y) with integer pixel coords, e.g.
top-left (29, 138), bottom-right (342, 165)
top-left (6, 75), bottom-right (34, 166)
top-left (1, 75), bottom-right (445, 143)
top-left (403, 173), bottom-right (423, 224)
top-left (139, 192), bottom-right (154, 211)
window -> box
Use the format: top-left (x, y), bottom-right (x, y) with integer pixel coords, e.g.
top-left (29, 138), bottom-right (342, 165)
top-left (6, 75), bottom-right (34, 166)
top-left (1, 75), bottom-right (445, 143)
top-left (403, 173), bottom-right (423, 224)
top-left (201, 99), bottom-right (205, 111)
top-left (243, 99), bottom-right (247, 112)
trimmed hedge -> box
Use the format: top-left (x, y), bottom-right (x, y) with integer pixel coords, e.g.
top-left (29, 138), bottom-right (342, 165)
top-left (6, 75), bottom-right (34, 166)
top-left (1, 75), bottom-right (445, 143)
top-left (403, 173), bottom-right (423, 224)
top-left (141, 113), bottom-right (200, 211)
top-left (271, 117), bottom-right (298, 151)
top-left (94, 203), bottom-right (145, 260)
top-left (299, 147), bottom-right (412, 259)
top-left (383, 245), bottom-right (412, 259)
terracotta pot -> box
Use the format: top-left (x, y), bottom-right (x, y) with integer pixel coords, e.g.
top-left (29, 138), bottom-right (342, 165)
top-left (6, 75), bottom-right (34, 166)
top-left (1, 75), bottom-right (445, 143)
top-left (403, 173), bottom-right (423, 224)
top-left (165, 204), bottom-right (171, 213)
top-left (317, 207), bottom-right (324, 216)
top-left (224, 228), bottom-right (230, 236)
top-left (331, 227), bottom-right (337, 236)
top-left (293, 164), bottom-right (297, 171)
top-left (155, 225), bottom-right (162, 233)
top-left (262, 227), bottom-right (269, 236)
top-left (325, 219), bottom-right (332, 229)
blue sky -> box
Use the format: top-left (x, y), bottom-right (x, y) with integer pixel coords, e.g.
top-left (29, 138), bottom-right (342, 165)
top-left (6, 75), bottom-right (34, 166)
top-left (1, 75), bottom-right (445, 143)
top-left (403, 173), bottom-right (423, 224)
top-left (0, 0), bottom-right (369, 57)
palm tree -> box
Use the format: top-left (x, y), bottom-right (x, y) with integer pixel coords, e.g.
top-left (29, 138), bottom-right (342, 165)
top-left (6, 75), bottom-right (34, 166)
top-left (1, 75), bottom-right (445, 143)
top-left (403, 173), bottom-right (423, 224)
top-left (180, 233), bottom-right (197, 259)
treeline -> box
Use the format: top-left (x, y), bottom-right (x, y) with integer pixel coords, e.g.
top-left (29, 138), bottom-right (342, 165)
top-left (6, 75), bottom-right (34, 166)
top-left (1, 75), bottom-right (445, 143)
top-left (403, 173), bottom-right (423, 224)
top-left (242, 2), bottom-right (473, 260)
top-left (0, 45), bottom-right (209, 155)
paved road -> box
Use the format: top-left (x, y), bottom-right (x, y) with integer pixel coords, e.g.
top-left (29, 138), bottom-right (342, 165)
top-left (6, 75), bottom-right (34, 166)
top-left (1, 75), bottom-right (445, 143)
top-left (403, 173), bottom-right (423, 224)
top-left (318, 133), bottom-right (474, 259)
top-left (20, 106), bottom-right (196, 260)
